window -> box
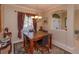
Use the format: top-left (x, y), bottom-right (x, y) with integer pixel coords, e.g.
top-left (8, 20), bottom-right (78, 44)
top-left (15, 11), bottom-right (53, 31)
top-left (23, 15), bottom-right (34, 32)
top-left (53, 18), bottom-right (61, 29)
top-left (23, 15), bottom-right (34, 39)
top-left (51, 18), bottom-right (61, 30)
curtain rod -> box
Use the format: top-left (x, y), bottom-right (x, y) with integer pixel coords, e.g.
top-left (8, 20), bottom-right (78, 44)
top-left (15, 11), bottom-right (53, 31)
top-left (14, 10), bottom-right (26, 13)
top-left (14, 10), bottom-right (36, 16)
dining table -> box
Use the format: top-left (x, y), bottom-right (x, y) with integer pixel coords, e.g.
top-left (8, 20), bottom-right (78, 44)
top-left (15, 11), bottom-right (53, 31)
top-left (23, 31), bottom-right (52, 53)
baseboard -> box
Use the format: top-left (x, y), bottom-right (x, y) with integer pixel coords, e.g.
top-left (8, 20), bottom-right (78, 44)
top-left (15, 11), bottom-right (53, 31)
top-left (53, 40), bottom-right (75, 53)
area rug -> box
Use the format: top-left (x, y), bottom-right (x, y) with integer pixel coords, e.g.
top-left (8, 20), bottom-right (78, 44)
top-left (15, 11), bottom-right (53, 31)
top-left (14, 42), bottom-right (71, 54)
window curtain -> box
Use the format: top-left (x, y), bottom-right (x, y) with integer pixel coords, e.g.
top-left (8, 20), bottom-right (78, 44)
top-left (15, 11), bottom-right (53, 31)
top-left (33, 19), bottom-right (37, 32)
top-left (17, 12), bottom-right (25, 39)
top-left (17, 12), bottom-right (37, 38)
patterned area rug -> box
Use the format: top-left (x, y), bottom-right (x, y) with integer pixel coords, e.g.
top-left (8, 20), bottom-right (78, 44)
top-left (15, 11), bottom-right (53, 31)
top-left (14, 42), bottom-right (71, 54)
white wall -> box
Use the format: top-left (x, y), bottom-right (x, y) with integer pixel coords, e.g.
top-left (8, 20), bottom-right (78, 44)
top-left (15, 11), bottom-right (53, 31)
top-left (66, 5), bottom-right (75, 51)
top-left (52, 30), bottom-right (67, 45)
top-left (4, 5), bottom-right (18, 42)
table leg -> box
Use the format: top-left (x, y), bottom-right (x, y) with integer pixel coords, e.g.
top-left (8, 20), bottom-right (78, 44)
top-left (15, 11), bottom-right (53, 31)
top-left (0, 49), bottom-right (1, 54)
top-left (29, 40), bottom-right (34, 54)
top-left (49, 34), bottom-right (52, 49)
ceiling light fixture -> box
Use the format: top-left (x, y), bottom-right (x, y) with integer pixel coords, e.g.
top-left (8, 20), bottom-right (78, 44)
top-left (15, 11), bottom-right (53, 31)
top-left (31, 15), bottom-right (42, 19)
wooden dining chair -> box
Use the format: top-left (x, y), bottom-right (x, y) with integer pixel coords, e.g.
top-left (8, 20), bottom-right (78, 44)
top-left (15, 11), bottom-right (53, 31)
top-left (36, 35), bottom-right (51, 54)
top-left (0, 40), bottom-right (12, 54)
top-left (0, 32), bottom-right (12, 54)
top-left (23, 34), bottom-right (31, 53)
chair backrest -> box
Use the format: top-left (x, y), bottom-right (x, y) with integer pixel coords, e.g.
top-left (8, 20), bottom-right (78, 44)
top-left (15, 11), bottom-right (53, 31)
top-left (37, 35), bottom-right (49, 46)
top-left (1, 44), bottom-right (11, 54)
top-left (42, 35), bottom-right (49, 45)
top-left (23, 34), bottom-right (30, 48)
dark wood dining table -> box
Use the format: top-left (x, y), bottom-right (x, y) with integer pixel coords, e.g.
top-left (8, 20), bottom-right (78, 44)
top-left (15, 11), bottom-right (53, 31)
top-left (23, 31), bottom-right (52, 53)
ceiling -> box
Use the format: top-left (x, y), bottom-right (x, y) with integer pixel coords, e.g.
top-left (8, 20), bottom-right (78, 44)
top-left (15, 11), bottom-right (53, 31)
top-left (17, 4), bottom-right (62, 12)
